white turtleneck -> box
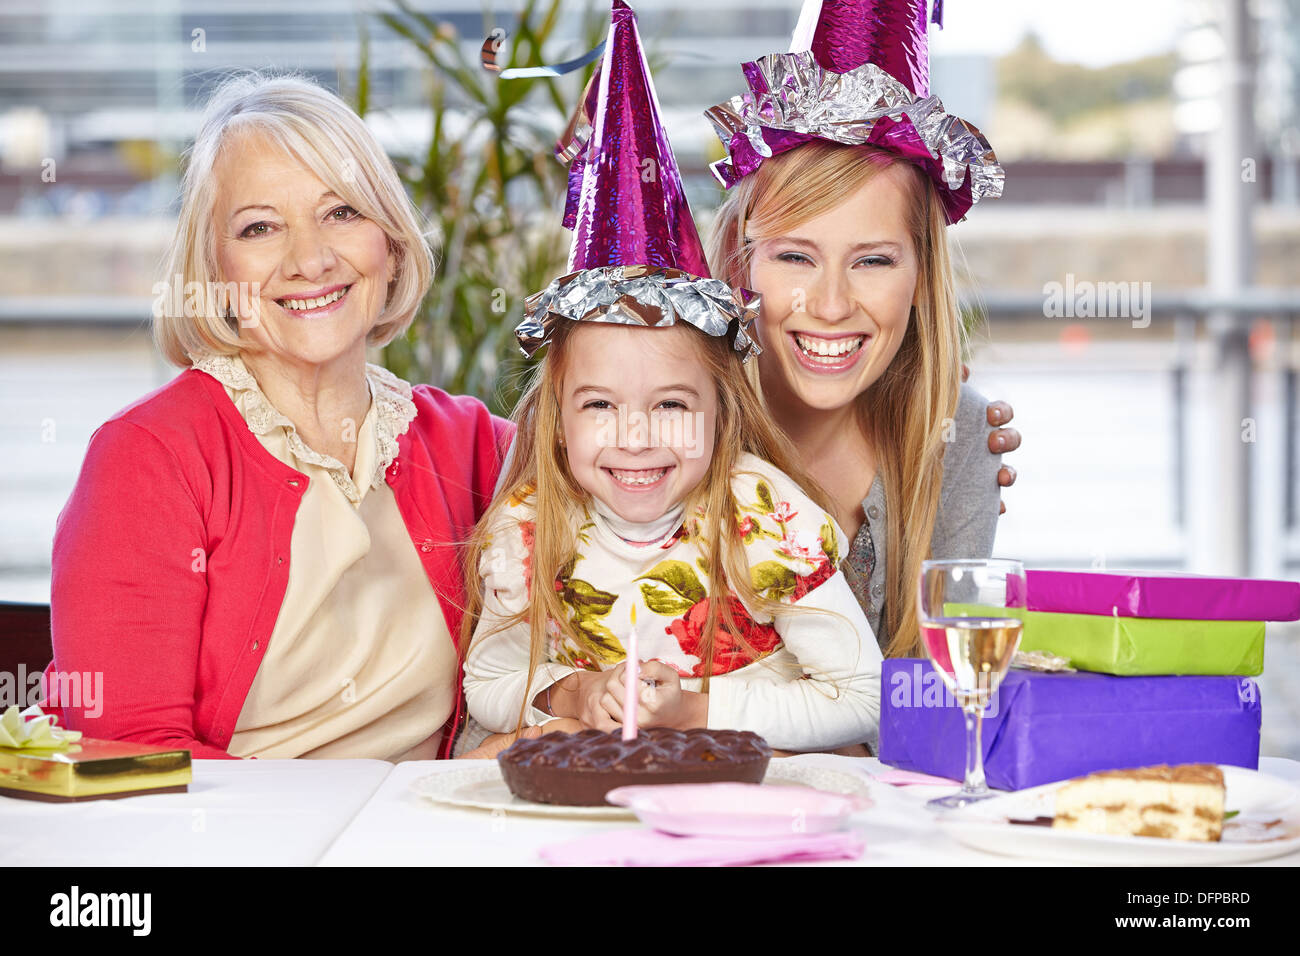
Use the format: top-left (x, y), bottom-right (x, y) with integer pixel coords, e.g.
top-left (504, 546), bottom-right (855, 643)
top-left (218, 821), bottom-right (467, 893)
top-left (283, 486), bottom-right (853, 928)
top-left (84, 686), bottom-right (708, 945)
top-left (589, 496), bottom-right (686, 547)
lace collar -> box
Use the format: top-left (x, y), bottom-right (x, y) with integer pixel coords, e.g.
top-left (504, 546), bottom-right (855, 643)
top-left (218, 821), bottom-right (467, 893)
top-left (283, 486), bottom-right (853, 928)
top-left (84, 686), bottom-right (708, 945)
top-left (191, 352), bottom-right (417, 505)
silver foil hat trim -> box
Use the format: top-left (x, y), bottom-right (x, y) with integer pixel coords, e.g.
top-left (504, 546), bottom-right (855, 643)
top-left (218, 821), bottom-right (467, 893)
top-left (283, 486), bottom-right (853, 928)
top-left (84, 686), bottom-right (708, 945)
top-left (516, 266), bottom-right (761, 361)
top-left (707, 52), bottom-right (1004, 213)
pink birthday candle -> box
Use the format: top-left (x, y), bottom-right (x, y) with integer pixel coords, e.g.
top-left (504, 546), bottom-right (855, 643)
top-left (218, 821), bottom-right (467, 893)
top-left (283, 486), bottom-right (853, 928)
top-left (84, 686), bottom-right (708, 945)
top-left (623, 608), bottom-right (640, 740)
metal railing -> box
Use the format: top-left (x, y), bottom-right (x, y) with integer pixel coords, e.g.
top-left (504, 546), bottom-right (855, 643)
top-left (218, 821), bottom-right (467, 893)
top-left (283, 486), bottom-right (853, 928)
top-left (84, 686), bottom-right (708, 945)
top-left (2, 291), bottom-right (1297, 576)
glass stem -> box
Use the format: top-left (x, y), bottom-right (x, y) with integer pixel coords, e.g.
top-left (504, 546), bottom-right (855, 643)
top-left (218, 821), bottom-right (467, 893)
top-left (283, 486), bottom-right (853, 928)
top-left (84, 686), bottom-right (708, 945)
top-left (961, 703), bottom-right (987, 796)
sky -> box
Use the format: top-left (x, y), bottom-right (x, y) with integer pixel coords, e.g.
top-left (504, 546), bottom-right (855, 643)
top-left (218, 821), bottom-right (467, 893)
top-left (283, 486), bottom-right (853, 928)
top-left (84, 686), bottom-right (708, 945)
top-left (933, 0), bottom-right (1184, 67)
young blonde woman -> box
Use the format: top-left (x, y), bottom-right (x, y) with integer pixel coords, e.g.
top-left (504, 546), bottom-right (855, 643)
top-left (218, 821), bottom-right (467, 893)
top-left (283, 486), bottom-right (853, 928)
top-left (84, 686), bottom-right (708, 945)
top-left (705, 0), bottom-right (1015, 658)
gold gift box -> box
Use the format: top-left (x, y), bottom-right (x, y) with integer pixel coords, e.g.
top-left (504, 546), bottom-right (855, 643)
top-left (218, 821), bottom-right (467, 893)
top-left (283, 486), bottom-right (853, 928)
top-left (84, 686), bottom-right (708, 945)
top-left (0, 738), bottom-right (191, 801)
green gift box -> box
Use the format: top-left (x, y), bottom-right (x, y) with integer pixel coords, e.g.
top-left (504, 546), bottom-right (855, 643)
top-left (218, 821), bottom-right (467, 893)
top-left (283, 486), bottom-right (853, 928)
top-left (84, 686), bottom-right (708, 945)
top-left (1019, 610), bottom-right (1264, 676)
top-left (945, 605), bottom-right (1264, 676)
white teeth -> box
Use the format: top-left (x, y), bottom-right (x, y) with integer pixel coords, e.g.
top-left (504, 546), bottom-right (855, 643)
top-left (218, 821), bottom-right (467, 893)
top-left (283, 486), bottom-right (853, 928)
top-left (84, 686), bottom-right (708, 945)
top-left (795, 333), bottom-right (865, 360)
top-left (280, 286), bottom-right (348, 310)
top-left (609, 467), bottom-right (668, 486)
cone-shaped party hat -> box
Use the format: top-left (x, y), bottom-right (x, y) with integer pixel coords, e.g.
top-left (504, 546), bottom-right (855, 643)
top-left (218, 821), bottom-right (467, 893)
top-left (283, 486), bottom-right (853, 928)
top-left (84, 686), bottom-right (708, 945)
top-left (706, 0), bottom-right (1002, 224)
top-left (517, 0), bottom-right (758, 359)
top-left (564, 0), bottom-right (708, 276)
top-left (801, 0), bottom-right (933, 90)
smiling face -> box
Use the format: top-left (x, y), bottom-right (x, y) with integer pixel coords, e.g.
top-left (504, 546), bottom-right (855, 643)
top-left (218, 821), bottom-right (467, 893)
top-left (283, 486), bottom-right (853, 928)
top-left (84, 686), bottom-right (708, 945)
top-left (212, 131), bottom-right (395, 374)
top-left (557, 323), bottom-right (718, 526)
top-left (746, 162), bottom-right (920, 415)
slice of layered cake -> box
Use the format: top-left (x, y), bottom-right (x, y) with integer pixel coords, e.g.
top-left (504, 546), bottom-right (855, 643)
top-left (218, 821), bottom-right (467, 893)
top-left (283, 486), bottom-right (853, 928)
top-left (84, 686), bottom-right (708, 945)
top-left (1052, 764), bottom-right (1226, 841)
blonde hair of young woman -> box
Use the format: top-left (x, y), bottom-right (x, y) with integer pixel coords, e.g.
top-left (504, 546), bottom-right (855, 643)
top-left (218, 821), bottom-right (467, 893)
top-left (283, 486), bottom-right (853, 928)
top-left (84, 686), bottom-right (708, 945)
top-left (461, 319), bottom-right (838, 729)
top-left (707, 141), bottom-right (965, 660)
top-left (153, 72), bottom-right (433, 367)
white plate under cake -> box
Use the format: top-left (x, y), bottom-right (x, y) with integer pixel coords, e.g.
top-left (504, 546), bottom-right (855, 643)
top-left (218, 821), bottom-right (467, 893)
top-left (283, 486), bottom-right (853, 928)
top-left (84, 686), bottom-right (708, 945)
top-left (411, 761), bottom-right (874, 820)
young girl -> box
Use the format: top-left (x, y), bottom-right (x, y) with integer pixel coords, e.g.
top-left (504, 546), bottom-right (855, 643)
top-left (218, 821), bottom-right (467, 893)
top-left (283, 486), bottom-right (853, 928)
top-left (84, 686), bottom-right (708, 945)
top-left (461, 314), bottom-right (883, 753)
top-left (460, 0), bottom-right (880, 754)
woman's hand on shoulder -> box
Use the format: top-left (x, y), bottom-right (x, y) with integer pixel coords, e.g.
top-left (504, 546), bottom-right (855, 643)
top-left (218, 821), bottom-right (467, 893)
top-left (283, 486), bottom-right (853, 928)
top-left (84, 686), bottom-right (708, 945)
top-left (962, 365), bottom-right (1022, 514)
top-left (985, 401), bottom-right (1020, 514)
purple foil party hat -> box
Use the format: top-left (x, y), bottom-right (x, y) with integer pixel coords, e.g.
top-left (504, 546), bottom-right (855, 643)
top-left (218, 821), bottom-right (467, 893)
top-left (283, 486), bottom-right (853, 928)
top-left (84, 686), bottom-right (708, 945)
top-left (802, 0), bottom-right (935, 92)
top-left (706, 0), bottom-right (1002, 224)
top-left (516, 0), bottom-right (758, 360)
top-left (563, 0), bottom-right (709, 277)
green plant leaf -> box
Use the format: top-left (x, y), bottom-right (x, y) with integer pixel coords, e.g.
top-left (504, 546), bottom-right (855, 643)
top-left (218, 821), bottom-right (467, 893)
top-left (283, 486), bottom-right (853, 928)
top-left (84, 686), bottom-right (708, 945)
top-left (370, 0), bottom-right (604, 392)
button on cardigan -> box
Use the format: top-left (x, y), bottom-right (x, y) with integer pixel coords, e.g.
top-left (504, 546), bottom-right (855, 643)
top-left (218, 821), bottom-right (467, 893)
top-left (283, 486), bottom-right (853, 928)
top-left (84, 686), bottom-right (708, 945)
top-left (46, 365), bottom-right (512, 759)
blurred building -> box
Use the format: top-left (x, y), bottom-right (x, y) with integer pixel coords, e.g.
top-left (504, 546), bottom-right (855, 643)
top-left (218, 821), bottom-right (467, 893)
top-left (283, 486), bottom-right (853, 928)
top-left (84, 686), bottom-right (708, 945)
top-left (1, 0), bottom-right (1299, 590)
top-left (0, 0), bottom-right (806, 215)
top-left (1176, 0), bottom-right (1299, 202)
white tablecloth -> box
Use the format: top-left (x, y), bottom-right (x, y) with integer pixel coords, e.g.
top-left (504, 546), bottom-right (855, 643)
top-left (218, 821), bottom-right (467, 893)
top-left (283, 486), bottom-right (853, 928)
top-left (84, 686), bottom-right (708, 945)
top-left (0, 758), bottom-right (391, 866)
top-left (5, 756), bottom-right (1299, 866)
top-left (316, 754), bottom-right (997, 866)
top-left (318, 755), bottom-right (1300, 867)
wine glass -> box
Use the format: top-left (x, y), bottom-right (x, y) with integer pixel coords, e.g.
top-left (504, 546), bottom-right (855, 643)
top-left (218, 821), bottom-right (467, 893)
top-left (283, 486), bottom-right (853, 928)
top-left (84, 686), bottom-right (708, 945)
top-left (917, 559), bottom-right (1027, 810)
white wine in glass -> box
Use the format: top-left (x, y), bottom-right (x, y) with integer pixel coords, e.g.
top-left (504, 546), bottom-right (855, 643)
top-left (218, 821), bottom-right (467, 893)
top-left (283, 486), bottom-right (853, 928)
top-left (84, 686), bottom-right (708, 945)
top-left (917, 559), bottom-right (1027, 809)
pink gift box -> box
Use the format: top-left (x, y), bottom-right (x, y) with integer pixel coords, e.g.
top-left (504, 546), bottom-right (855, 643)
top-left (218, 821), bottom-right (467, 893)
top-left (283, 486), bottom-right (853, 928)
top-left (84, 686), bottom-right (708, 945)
top-left (1025, 570), bottom-right (1300, 621)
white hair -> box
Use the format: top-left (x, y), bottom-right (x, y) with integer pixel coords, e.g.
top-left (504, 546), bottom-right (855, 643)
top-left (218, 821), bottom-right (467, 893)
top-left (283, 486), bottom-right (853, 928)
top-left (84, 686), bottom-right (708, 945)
top-left (154, 72), bottom-right (433, 367)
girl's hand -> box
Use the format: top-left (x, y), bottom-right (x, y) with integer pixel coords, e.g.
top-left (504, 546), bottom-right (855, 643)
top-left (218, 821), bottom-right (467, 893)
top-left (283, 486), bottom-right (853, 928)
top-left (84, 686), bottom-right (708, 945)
top-left (605, 660), bottom-right (708, 730)
top-left (537, 670), bottom-right (621, 731)
top-left (568, 670), bottom-right (624, 732)
top-left (457, 717), bottom-right (586, 759)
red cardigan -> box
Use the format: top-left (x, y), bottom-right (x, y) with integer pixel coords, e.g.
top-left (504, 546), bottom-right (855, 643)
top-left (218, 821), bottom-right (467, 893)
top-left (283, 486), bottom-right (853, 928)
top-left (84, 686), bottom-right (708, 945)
top-left (46, 367), bottom-right (513, 759)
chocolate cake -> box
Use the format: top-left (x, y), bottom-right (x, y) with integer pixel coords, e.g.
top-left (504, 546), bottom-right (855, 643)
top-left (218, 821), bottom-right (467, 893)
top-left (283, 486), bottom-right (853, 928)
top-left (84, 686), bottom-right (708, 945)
top-left (497, 727), bottom-right (772, 806)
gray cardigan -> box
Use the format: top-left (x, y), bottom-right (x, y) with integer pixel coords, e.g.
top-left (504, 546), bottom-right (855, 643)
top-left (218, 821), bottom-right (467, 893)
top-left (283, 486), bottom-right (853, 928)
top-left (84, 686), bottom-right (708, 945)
top-left (847, 383), bottom-right (1003, 648)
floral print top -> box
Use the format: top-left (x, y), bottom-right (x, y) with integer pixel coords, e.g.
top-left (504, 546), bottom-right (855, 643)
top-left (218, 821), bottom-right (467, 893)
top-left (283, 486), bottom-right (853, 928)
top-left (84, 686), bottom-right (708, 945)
top-left (498, 453), bottom-right (842, 678)
top-left (463, 455), bottom-right (884, 751)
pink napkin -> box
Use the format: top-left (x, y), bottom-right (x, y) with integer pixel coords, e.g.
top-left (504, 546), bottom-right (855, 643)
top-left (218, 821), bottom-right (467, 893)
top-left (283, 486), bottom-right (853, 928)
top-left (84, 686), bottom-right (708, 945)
top-left (873, 768), bottom-right (959, 787)
top-left (540, 828), bottom-right (864, 867)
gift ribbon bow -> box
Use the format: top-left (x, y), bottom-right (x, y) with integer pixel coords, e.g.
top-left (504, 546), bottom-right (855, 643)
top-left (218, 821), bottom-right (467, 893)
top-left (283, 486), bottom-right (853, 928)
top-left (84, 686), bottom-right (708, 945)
top-left (0, 705), bottom-right (82, 749)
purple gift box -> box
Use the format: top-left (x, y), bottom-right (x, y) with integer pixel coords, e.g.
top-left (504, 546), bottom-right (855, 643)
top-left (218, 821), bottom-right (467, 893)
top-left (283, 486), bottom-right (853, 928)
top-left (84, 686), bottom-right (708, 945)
top-left (877, 660), bottom-right (1262, 791)
top-left (1025, 569), bottom-right (1300, 621)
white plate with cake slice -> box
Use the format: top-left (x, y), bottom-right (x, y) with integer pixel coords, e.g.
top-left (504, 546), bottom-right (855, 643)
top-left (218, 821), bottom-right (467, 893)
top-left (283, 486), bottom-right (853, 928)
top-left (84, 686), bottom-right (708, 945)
top-left (411, 762), bottom-right (874, 820)
top-left (937, 765), bottom-right (1300, 865)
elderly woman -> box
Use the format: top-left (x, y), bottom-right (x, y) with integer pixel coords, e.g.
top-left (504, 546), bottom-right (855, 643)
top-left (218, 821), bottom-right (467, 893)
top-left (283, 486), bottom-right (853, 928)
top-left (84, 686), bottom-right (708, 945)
top-left (47, 74), bottom-right (511, 760)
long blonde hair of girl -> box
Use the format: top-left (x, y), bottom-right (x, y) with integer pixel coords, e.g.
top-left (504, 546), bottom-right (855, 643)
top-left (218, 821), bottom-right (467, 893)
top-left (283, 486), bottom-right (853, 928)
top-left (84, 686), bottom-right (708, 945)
top-left (460, 318), bottom-right (835, 730)
top-left (707, 141), bottom-right (965, 660)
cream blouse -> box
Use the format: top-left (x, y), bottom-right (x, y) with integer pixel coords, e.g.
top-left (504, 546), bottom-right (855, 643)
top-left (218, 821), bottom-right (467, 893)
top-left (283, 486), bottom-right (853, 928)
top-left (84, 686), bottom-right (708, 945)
top-left (192, 353), bottom-right (456, 762)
